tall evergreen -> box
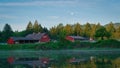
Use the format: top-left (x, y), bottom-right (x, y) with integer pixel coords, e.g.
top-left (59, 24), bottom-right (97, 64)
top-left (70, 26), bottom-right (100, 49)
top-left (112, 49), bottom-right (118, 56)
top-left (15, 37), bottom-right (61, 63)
top-left (39, 24), bottom-right (43, 32)
top-left (90, 24), bottom-right (97, 38)
top-left (26, 21), bottom-right (33, 30)
top-left (64, 24), bottom-right (73, 35)
top-left (83, 22), bottom-right (91, 37)
top-left (42, 27), bottom-right (48, 33)
top-left (106, 22), bottom-right (115, 33)
top-left (96, 23), bottom-right (101, 30)
top-left (113, 26), bottom-right (120, 39)
top-left (73, 23), bottom-right (82, 36)
top-left (56, 23), bottom-right (64, 35)
top-left (3, 24), bottom-right (13, 32)
top-left (106, 22), bottom-right (115, 38)
top-left (50, 26), bottom-right (57, 39)
top-left (33, 20), bottom-right (40, 33)
top-left (2, 24), bottom-right (13, 42)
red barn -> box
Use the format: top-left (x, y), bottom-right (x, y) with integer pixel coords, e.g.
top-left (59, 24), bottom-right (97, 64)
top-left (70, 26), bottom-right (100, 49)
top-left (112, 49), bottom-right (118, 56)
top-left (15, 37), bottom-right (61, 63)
top-left (7, 33), bottom-right (50, 44)
top-left (7, 37), bottom-right (15, 44)
top-left (66, 36), bottom-right (89, 42)
top-left (39, 34), bottom-right (50, 42)
top-left (66, 36), bottom-right (74, 42)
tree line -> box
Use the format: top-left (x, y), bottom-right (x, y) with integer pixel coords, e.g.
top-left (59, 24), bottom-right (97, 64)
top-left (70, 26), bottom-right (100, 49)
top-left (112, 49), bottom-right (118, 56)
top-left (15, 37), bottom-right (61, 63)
top-left (0, 20), bottom-right (120, 42)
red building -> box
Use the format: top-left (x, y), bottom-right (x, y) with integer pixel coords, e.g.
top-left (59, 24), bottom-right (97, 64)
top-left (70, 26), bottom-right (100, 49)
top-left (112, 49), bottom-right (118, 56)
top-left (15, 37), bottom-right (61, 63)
top-left (7, 33), bottom-right (50, 44)
top-left (66, 36), bottom-right (89, 42)
top-left (66, 36), bottom-right (74, 42)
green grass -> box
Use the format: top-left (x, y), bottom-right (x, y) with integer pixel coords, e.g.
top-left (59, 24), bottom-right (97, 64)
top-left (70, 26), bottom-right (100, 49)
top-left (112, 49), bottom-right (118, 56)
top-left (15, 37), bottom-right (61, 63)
top-left (0, 39), bottom-right (120, 50)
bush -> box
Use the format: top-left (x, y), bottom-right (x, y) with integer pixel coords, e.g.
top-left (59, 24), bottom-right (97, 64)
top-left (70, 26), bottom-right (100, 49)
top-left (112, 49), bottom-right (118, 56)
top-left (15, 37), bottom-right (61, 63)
top-left (95, 39), bottom-right (120, 48)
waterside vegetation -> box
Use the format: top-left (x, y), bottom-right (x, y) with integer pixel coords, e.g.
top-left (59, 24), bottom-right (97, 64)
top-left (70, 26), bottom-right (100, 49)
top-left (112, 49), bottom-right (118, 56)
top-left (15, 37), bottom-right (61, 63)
top-left (0, 39), bottom-right (120, 50)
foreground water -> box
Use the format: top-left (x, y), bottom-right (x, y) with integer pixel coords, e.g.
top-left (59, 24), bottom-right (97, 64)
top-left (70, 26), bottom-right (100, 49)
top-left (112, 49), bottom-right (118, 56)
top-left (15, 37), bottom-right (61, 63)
top-left (0, 50), bottom-right (120, 68)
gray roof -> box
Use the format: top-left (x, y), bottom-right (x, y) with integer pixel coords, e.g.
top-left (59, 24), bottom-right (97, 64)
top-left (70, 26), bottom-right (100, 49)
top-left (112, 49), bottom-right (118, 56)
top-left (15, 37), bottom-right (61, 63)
top-left (11, 33), bottom-right (46, 41)
top-left (70, 36), bottom-right (88, 40)
top-left (25, 33), bottom-right (45, 40)
top-left (11, 37), bottom-right (36, 41)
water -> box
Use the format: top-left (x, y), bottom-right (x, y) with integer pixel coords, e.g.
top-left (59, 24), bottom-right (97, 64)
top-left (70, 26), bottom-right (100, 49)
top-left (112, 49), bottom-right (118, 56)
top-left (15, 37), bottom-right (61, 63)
top-left (0, 50), bottom-right (120, 68)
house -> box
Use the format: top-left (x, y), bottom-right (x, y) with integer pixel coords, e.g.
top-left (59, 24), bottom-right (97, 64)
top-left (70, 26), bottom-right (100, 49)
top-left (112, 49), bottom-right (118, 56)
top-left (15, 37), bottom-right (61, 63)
top-left (7, 33), bottom-right (50, 44)
top-left (66, 36), bottom-right (89, 42)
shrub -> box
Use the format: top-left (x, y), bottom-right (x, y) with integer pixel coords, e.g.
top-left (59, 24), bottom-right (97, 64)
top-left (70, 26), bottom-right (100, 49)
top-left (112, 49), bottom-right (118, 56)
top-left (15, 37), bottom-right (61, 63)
top-left (95, 39), bottom-right (120, 48)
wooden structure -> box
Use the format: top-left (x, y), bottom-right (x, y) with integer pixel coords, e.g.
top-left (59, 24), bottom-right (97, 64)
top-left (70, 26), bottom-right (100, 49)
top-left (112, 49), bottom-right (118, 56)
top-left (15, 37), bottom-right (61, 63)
top-left (66, 36), bottom-right (89, 42)
top-left (7, 33), bottom-right (50, 44)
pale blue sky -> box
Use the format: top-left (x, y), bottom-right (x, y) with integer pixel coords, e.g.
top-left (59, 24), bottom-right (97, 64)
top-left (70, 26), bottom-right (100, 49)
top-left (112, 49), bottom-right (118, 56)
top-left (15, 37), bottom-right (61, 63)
top-left (0, 0), bottom-right (120, 31)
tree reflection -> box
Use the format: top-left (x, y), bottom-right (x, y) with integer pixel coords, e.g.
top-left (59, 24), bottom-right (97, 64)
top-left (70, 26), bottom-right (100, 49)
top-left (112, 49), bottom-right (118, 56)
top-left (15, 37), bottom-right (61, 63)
top-left (0, 55), bottom-right (119, 68)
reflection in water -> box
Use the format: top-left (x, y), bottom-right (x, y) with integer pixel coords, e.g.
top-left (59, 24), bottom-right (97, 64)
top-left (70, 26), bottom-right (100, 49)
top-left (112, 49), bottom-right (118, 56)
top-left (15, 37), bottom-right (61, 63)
top-left (0, 50), bottom-right (120, 68)
top-left (0, 56), bottom-right (119, 68)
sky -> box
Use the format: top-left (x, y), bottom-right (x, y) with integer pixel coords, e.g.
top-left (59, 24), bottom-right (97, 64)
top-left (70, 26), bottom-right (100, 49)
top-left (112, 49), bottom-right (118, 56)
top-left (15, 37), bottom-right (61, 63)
top-left (0, 0), bottom-right (120, 31)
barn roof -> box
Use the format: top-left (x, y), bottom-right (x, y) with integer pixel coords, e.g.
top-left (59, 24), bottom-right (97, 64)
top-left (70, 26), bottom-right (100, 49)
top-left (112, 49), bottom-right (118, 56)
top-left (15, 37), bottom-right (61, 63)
top-left (11, 37), bottom-right (36, 41)
top-left (11, 33), bottom-right (46, 41)
top-left (25, 33), bottom-right (45, 40)
top-left (70, 36), bottom-right (88, 40)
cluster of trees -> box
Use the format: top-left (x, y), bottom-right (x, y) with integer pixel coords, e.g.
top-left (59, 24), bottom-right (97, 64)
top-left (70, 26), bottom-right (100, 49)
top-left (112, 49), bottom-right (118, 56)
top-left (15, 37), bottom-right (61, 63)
top-left (50, 22), bottom-right (120, 40)
top-left (26, 20), bottom-right (48, 33)
top-left (0, 20), bottom-right (120, 42)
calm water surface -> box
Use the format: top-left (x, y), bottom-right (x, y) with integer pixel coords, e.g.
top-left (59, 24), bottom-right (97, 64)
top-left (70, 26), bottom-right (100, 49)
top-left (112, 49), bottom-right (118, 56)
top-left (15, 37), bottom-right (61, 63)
top-left (0, 50), bottom-right (120, 68)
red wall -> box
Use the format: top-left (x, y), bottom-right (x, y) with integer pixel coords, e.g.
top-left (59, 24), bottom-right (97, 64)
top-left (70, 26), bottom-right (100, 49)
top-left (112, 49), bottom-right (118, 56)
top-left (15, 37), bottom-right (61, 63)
top-left (40, 34), bottom-right (50, 42)
top-left (7, 38), bottom-right (14, 44)
top-left (66, 36), bottom-right (74, 42)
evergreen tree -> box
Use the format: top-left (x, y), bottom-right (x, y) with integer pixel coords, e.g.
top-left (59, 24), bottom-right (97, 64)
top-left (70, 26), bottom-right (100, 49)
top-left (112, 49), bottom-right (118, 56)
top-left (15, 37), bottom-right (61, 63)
top-left (50, 26), bottom-right (57, 35)
top-left (64, 24), bottom-right (73, 35)
top-left (50, 26), bottom-right (57, 39)
top-left (106, 22), bottom-right (115, 38)
top-left (42, 27), bottom-right (48, 33)
top-left (73, 23), bottom-right (83, 36)
top-left (58, 29), bottom-right (67, 42)
top-left (106, 22), bottom-right (115, 32)
top-left (56, 23), bottom-right (64, 34)
top-left (96, 23), bottom-right (101, 30)
top-left (33, 20), bottom-right (40, 33)
top-left (55, 23), bottom-right (64, 39)
top-left (83, 22), bottom-right (91, 37)
top-left (3, 24), bottom-right (13, 32)
top-left (26, 21), bottom-right (33, 30)
top-left (90, 24), bottom-right (97, 38)
top-left (39, 24), bottom-right (43, 32)
top-left (25, 21), bottom-right (34, 35)
top-left (113, 26), bottom-right (120, 39)
top-left (2, 24), bottom-right (13, 42)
